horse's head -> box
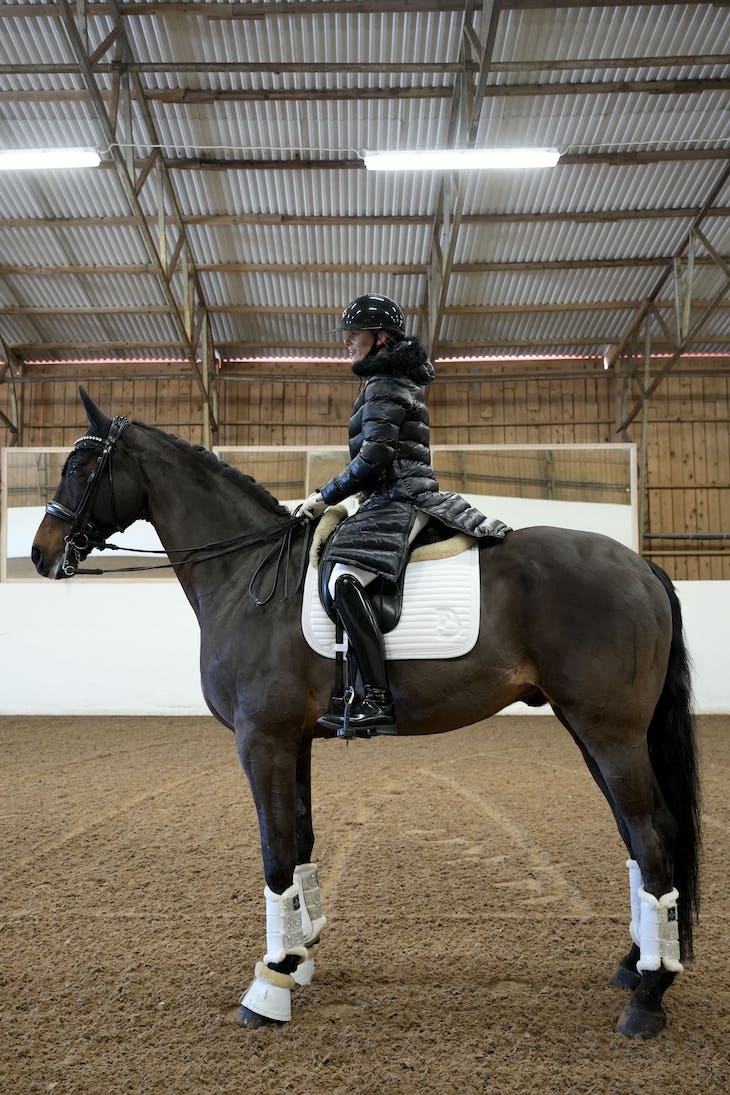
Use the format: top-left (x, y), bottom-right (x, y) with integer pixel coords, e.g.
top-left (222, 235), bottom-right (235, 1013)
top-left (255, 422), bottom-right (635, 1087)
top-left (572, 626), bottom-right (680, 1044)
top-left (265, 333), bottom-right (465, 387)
top-left (31, 388), bottom-right (145, 579)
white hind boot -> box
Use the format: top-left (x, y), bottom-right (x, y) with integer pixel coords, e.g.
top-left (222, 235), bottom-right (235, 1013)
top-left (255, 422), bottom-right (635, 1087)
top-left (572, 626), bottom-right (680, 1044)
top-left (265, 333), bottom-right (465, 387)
top-left (636, 887), bottom-right (684, 974)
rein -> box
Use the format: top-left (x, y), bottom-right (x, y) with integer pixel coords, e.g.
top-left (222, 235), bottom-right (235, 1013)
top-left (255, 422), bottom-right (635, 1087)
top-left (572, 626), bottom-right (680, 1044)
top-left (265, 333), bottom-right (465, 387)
top-left (46, 419), bottom-right (312, 606)
top-left (78, 517), bottom-right (311, 607)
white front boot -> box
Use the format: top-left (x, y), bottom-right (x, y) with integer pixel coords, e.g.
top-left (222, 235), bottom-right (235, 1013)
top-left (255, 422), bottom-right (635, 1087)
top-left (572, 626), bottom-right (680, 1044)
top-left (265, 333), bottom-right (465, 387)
top-left (240, 883), bottom-right (309, 1022)
top-left (262, 883), bottom-right (309, 966)
top-left (291, 862), bottom-right (327, 987)
top-left (626, 859), bottom-right (643, 946)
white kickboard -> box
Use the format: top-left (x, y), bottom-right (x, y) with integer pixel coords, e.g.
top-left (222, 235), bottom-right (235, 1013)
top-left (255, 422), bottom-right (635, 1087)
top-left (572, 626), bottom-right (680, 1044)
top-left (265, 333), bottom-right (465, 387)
top-left (301, 545), bottom-right (480, 660)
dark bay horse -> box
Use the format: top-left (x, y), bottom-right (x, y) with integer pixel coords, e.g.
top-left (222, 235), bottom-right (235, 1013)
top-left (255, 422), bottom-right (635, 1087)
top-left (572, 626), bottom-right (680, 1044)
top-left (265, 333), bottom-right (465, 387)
top-left (31, 389), bottom-right (700, 1039)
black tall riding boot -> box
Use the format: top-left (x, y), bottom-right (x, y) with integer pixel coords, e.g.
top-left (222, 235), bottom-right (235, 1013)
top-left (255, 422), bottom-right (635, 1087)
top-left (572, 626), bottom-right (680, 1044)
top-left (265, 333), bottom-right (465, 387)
top-left (320, 574), bottom-right (397, 736)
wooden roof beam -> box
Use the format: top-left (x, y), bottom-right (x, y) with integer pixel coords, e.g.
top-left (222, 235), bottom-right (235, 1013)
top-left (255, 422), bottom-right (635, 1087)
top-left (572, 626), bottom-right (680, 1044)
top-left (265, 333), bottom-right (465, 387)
top-left (419, 1), bottom-right (504, 357)
top-left (1, 2), bottom-right (717, 18)
top-left (2, 53), bottom-right (726, 77)
top-left (3, 207), bottom-right (730, 231)
top-left (11, 334), bottom-right (730, 358)
top-left (165, 149), bottom-right (730, 170)
top-left (608, 159), bottom-right (730, 369)
top-left (54, 0), bottom-right (219, 440)
top-left (2, 256), bottom-right (726, 277)
top-left (5, 76), bottom-right (727, 104)
top-left (3, 298), bottom-right (728, 318)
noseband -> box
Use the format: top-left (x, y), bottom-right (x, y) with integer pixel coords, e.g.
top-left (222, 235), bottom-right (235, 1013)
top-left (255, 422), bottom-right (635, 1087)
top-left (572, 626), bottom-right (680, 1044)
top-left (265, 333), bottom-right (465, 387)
top-left (45, 416), bottom-right (130, 576)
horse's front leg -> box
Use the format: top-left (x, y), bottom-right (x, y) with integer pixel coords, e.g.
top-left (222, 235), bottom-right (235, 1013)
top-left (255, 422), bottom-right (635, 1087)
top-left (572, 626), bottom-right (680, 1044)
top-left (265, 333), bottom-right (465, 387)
top-left (234, 725), bottom-right (324, 1026)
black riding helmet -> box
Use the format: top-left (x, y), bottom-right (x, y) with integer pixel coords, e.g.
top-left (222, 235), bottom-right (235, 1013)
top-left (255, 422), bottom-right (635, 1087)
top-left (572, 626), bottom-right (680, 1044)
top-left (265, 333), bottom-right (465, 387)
top-left (336, 293), bottom-right (406, 339)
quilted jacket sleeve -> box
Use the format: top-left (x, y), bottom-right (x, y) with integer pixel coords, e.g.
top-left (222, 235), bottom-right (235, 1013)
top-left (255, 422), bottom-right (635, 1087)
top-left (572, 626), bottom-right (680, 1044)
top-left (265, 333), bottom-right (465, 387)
top-left (319, 377), bottom-right (410, 504)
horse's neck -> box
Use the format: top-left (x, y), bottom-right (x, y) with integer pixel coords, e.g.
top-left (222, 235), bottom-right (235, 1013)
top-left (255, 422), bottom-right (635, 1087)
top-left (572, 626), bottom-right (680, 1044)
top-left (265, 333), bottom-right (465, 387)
top-left (131, 430), bottom-right (287, 557)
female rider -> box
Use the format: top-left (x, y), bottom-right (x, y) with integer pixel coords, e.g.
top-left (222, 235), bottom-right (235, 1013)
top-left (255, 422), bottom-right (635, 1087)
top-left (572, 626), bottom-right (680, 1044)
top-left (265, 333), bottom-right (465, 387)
top-left (301, 293), bottom-right (508, 736)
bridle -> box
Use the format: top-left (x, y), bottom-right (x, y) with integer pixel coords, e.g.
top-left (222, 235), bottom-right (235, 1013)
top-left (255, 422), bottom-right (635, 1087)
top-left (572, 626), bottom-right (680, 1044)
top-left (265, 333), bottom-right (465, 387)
top-left (45, 415), bottom-right (131, 577)
top-left (45, 415), bottom-right (311, 603)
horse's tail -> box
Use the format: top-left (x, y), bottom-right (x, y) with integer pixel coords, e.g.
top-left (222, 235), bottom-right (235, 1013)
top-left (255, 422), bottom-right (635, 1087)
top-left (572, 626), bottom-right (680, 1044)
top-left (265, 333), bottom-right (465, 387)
top-left (646, 560), bottom-right (701, 960)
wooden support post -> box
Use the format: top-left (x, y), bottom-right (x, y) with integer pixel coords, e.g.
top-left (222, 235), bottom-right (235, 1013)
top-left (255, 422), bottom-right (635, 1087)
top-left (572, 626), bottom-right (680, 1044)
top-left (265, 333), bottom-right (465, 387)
top-left (638, 318), bottom-right (651, 554)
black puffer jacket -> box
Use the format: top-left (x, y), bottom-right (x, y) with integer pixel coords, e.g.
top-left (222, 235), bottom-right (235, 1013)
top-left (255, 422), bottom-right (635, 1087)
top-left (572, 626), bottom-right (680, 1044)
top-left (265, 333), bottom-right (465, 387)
top-left (319, 338), bottom-right (437, 505)
top-left (319, 338), bottom-right (509, 582)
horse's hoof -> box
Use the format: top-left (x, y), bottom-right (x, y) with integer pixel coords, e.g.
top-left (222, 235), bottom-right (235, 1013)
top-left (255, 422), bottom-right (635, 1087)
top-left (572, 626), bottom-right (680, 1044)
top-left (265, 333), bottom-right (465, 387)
top-left (234, 1005), bottom-right (286, 1029)
top-left (615, 1000), bottom-right (667, 1039)
top-left (610, 962), bottom-right (642, 992)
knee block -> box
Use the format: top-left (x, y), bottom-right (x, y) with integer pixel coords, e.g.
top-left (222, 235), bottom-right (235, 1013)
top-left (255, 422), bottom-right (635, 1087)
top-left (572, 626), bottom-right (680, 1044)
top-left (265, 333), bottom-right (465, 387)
top-left (636, 886), bottom-right (684, 974)
top-left (293, 862), bottom-right (327, 946)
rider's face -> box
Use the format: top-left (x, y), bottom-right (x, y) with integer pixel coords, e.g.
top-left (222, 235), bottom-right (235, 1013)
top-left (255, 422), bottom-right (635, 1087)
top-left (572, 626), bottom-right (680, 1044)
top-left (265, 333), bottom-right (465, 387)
top-left (344, 329), bottom-right (381, 364)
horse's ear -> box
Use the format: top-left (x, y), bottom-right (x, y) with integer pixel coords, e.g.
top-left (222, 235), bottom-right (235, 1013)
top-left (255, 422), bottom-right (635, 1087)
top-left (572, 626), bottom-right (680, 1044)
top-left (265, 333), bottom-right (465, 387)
top-left (79, 386), bottom-right (112, 435)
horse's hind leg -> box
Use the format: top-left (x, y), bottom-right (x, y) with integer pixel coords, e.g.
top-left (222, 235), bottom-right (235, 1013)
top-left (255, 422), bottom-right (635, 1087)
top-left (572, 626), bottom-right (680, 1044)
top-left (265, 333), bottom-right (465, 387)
top-left (583, 733), bottom-right (681, 1039)
top-left (552, 707), bottom-right (641, 990)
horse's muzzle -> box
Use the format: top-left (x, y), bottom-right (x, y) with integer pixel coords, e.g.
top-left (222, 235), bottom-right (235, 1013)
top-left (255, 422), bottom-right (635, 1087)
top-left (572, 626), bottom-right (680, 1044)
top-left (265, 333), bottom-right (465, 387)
top-left (31, 543), bottom-right (68, 579)
top-left (31, 517), bottom-right (74, 578)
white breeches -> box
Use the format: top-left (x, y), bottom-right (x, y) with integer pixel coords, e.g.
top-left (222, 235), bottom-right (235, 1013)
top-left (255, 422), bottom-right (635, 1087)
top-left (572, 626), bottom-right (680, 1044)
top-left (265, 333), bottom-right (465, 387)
top-left (327, 510), bottom-right (430, 599)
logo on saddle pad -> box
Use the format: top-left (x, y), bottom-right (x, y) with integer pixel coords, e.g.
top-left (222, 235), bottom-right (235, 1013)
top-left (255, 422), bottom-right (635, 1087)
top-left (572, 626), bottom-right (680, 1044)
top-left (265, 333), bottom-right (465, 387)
top-left (301, 545), bottom-right (480, 660)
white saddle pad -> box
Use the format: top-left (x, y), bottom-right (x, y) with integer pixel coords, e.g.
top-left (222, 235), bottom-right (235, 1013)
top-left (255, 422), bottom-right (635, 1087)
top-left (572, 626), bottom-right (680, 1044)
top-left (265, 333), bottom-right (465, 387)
top-left (301, 544), bottom-right (480, 660)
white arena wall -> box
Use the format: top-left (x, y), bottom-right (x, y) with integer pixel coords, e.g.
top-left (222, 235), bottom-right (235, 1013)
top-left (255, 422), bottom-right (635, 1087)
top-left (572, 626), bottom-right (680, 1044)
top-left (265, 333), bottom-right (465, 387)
top-left (0, 580), bottom-right (727, 716)
top-left (2, 493), bottom-right (728, 715)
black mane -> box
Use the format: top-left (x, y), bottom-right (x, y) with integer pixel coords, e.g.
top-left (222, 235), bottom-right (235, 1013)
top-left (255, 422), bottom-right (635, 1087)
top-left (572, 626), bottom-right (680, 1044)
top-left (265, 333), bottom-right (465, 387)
top-left (137, 421), bottom-right (292, 518)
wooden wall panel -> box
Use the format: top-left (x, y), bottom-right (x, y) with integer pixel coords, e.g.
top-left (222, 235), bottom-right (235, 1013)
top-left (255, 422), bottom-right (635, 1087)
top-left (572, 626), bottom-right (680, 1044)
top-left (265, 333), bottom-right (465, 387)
top-left (3, 377), bottom-right (207, 447)
top-left (641, 370), bottom-right (730, 580)
top-left (1, 358), bottom-right (727, 579)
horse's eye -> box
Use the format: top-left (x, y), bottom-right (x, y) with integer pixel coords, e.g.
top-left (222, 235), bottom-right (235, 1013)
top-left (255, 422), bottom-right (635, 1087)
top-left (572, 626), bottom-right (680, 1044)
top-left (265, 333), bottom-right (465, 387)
top-left (66, 454), bottom-right (91, 478)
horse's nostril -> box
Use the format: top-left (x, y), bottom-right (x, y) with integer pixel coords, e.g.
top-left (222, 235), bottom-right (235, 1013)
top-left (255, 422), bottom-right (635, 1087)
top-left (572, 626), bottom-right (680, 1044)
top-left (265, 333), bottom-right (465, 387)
top-left (31, 545), bottom-right (41, 569)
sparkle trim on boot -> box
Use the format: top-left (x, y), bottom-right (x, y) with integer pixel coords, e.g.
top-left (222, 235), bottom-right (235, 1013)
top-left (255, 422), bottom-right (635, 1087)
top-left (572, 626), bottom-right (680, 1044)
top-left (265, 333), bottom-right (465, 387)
top-left (293, 862), bottom-right (327, 946)
top-left (263, 883), bottom-right (309, 966)
top-left (636, 886), bottom-right (684, 974)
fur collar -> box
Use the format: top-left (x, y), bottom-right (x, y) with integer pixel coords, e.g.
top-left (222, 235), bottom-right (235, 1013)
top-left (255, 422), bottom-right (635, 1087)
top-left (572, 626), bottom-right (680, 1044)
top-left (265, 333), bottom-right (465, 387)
top-left (352, 338), bottom-right (435, 386)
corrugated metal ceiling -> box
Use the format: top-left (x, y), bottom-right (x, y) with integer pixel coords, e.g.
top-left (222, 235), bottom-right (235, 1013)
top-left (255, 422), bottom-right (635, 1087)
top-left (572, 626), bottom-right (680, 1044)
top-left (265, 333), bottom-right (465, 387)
top-left (0, 0), bottom-right (727, 369)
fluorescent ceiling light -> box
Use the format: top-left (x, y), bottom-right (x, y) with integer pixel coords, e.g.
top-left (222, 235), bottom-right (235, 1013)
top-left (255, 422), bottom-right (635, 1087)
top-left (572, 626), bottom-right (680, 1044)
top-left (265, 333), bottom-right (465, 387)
top-left (0, 148), bottom-right (101, 171)
top-left (363, 148), bottom-right (560, 171)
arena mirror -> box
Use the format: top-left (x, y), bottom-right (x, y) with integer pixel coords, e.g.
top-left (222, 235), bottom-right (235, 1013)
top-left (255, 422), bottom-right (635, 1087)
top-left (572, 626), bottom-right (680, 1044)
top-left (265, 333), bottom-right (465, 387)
top-left (1, 444), bottom-right (636, 581)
